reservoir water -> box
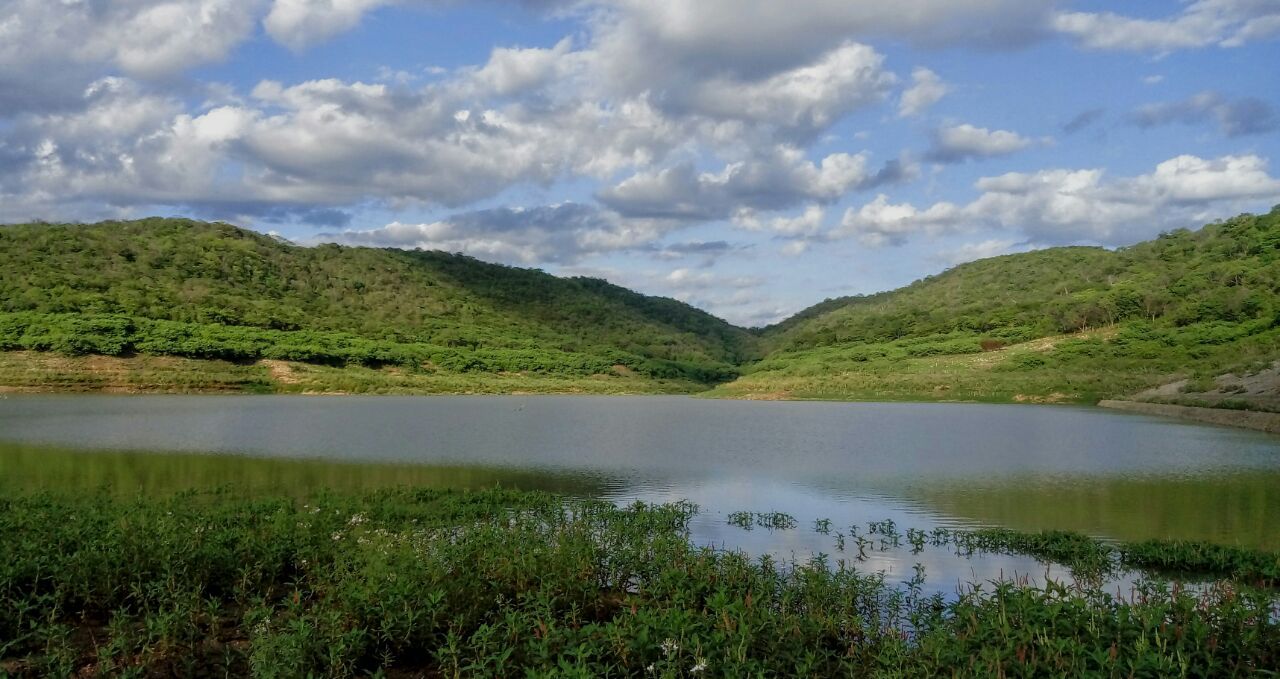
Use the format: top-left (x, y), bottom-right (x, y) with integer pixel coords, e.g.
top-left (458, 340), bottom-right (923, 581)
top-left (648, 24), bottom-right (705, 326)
top-left (3, 394), bottom-right (1277, 589)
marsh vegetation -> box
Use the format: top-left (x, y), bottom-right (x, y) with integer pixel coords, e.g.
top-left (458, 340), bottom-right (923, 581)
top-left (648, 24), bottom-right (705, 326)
top-left (3, 489), bottom-right (1278, 677)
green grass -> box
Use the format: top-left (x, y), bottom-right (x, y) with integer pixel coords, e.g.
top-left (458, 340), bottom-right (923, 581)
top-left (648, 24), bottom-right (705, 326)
top-left (0, 350), bottom-right (706, 396)
top-left (3, 488), bottom-right (1279, 677)
top-left (710, 322), bottom-right (1280, 403)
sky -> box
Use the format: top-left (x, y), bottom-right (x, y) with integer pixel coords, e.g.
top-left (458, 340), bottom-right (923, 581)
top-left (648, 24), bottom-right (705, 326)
top-left (2, 1), bottom-right (1279, 326)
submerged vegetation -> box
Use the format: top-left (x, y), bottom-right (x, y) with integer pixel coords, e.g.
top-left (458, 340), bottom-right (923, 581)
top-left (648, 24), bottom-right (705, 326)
top-left (3, 488), bottom-right (1279, 677)
top-left (731, 515), bottom-right (1280, 587)
top-left (2, 207), bottom-right (1279, 401)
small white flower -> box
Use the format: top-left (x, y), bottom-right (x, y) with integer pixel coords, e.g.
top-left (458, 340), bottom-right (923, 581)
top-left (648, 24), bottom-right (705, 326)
top-left (691, 658), bottom-right (707, 673)
top-left (645, 664), bottom-right (655, 673)
top-left (332, 531), bottom-right (343, 541)
top-left (661, 639), bottom-right (679, 657)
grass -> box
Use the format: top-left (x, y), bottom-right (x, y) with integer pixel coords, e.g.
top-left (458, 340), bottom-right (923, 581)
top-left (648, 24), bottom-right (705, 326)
top-left (3, 488), bottom-right (1279, 677)
top-left (708, 323), bottom-right (1280, 404)
top-left (0, 351), bottom-right (706, 396)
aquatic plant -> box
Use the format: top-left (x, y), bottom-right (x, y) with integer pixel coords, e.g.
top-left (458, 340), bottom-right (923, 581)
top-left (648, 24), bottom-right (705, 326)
top-left (2, 489), bottom-right (1278, 676)
top-left (725, 511), bottom-right (797, 531)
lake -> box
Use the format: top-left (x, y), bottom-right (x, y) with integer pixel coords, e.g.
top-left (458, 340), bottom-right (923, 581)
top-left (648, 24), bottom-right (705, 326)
top-left (3, 394), bottom-right (1278, 590)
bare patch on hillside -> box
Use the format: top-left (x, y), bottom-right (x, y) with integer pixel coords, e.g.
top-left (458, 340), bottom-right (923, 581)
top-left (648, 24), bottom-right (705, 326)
top-left (259, 359), bottom-right (303, 385)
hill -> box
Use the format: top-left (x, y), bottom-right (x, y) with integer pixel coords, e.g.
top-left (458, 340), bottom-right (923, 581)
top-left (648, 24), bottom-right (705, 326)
top-left (0, 218), bottom-right (758, 393)
top-left (711, 206), bottom-right (1280, 404)
top-left (2, 210), bottom-right (1278, 402)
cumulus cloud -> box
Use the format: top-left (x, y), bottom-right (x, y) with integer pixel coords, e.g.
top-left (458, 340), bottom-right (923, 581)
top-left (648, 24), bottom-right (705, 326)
top-left (598, 147), bottom-right (912, 220)
top-left (836, 154), bottom-right (1280, 247)
top-left (898, 68), bottom-right (948, 118)
top-left (264, 0), bottom-right (392, 51)
top-left (745, 205), bottom-right (828, 237)
top-left (316, 203), bottom-right (690, 264)
top-left (591, 0), bottom-right (1053, 80)
top-left (672, 42), bottom-right (895, 137)
top-left (0, 0), bottom-right (260, 81)
top-left (1054, 1), bottom-right (1280, 53)
top-left (838, 195), bottom-right (965, 247)
top-left (925, 123), bottom-right (1035, 163)
top-left (1131, 91), bottom-right (1278, 137)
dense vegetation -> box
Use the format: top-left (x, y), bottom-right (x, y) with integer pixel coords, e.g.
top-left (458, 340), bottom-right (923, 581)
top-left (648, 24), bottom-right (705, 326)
top-left (715, 206), bottom-right (1280, 402)
top-left (3, 488), bottom-right (1278, 677)
top-left (2, 208), bottom-right (1279, 400)
top-left (0, 219), bottom-right (757, 387)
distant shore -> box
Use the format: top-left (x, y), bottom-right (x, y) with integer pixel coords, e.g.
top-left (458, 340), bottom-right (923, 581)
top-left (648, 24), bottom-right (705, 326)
top-left (1099, 399), bottom-right (1280, 435)
top-left (0, 350), bottom-right (704, 397)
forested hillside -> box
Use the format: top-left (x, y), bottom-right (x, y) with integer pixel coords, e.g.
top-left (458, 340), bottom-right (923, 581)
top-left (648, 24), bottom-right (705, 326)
top-left (713, 206), bottom-right (1280, 403)
top-left (3, 209), bottom-right (1278, 401)
top-left (0, 219), bottom-right (758, 389)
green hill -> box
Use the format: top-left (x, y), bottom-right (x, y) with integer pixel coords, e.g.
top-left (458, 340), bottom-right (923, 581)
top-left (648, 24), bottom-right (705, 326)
top-left (712, 206), bottom-right (1280, 403)
top-left (2, 209), bottom-right (1278, 401)
top-left (0, 218), bottom-right (758, 393)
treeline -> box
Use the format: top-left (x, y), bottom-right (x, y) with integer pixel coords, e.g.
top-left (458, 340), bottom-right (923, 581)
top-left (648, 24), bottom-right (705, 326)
top-left (0, 312), bottom-right (738, 383)
top-left (768, 207), bottom-right (1280, 352)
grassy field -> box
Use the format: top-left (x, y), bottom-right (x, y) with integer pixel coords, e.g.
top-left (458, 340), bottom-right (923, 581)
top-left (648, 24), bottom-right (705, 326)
top-left (0, 351), bottom-right (705, 396)
top-left (2, 487), bottom-right (1278, 677)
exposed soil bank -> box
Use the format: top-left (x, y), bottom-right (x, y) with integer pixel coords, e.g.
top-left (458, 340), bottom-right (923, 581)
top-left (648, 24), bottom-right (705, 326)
top-left (1099, 399), bottom-right (1280, 435)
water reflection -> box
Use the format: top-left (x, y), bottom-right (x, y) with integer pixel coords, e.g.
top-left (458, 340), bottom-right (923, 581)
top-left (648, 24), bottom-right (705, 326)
top-left (0, 443), bottom-right (1254, 596)
top-left (3, 394), bottom-right (1278, 593)
top-left (901, 473), bottom-right (1280, 549)
top-left (0, 442), bottom-right (618, 497)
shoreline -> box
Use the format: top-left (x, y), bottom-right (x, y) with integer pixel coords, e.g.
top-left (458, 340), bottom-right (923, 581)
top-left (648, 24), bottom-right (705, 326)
top-left (1098, 399), bottom-right (1280, 435)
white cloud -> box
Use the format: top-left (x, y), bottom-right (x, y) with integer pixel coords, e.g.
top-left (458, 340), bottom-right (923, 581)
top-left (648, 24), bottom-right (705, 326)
top-left (468, 38), bottom-right (580, 96)
top-left (317, 203), bottom-right (686, 264)
top-left (926, 123), bottom-right (1035, 162)
top-left (838, 194), bottom-right (964, 246)
top-left (898, 67), bottom-right (948, 118)
top-left (0, 0), bottom-right (260, 82)
top-left (598, 147), bottom-right (911, 220)
top-left (677, 42), bottom-right (895, 136)
top-left (264, 0), bottom-right (392, 51)
top-left (835, 154), bottom-right (1280, 247)
top-left (1143, 154), bottom-right (1280, 203)
top-left (1054, 1), bottom-right (1280, 53)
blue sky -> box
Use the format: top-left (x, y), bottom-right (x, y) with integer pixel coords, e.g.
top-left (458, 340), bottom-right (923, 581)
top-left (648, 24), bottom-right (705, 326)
top-left (2, 1), bottom-right (1278, 325)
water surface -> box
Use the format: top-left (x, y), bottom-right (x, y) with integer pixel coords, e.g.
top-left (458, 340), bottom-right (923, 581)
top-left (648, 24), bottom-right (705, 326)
top-left (3, 394), bottom-right (1278, 588)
